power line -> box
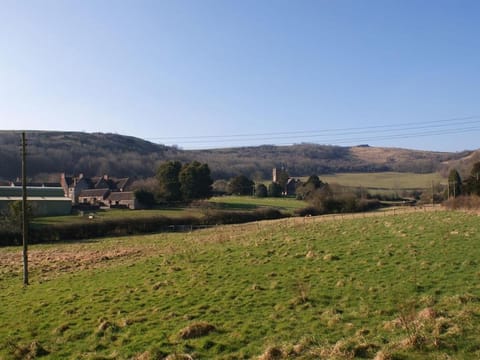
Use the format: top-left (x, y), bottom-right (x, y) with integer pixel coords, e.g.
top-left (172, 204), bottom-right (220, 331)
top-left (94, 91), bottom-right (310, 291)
top-left (154, 123), bottom-right (480, 145)
top-left (181, 125), bottom-right (480, 150)
top-left (146, 116), bottom-right (480, 148)
top-left (146, 115), bottom-right (480, 142)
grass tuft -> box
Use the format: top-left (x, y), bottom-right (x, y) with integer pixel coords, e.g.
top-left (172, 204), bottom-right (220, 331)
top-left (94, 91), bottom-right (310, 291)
top-left (178, 322), bottom-right (216, 339)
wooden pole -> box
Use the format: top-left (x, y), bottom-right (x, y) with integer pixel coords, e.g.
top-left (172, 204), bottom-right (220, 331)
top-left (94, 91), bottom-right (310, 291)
top-left (22, 132), bottom-right (28, 286)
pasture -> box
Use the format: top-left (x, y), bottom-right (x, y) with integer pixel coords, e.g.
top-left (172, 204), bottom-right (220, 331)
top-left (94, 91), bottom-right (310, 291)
top-left (1, 210), bottom-right (479, 359)
top-left (318, 172), bottom-right (444, 190)
top-left (32, 197), bottom-right (305, 227)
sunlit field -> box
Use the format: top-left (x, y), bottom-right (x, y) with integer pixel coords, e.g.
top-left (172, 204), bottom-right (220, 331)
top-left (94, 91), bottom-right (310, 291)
top-left (1, 210), bottom-right (479, 359)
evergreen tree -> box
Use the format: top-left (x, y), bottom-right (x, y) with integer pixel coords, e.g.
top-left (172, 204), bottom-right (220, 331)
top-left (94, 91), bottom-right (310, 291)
top-left (268, 182), bottom-right (283, 197)
top-left (465, 162), bottom-right (480, 195)
top-left (228, 175), bottom-right (254, 195)
top-left (255, 183), bottom-right (268, 198)
top-left (179, 161), bottom-right (213, 200)
top-left (156, 161), bottom-right (182, 201)
top-left (447, 169), bottom-right (462, 198)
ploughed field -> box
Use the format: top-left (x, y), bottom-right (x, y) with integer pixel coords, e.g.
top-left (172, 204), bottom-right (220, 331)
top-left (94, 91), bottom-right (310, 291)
top-left (1, 210), bottom-right (479, 359)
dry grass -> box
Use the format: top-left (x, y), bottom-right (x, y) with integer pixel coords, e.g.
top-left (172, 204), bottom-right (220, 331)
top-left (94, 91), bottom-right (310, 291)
top-left (178, 322), bottom-right (216, 339)
top-left (257, 346), bottom-right (285, 360)
top-left (7, 340), bottom-right (49, 360)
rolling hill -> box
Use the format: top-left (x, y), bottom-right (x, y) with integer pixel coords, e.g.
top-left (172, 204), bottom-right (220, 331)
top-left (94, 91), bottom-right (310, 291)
top-left (0, 131), bottom-right (472, 181)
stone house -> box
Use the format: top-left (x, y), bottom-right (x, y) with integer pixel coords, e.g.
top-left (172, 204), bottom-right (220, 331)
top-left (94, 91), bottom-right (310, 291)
top-left (78, 188), bottom-right (111, 206)
top-left (108, 191), bottom-right (143, 209)
top-left (61, 173), bottom-right (132, 204)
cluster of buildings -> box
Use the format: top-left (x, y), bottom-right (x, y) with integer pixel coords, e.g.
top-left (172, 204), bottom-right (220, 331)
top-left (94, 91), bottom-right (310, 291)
top-left (0, 173), bottom-right (143, 217)
top-left (272, 168), bottom-right (300, 196)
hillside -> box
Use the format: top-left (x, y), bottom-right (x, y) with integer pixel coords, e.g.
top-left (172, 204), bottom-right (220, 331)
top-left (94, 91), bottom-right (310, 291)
top-left (438, 149), bottom-right (480, 178)
top-left (2, 211), bottom-right (480, 358)
top-left (0, 131), bottom-right (471, 180)
top-left (0, 131), bottom-right (178, 180)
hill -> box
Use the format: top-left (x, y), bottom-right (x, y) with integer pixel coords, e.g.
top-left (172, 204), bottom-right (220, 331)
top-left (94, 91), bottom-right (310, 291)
top-left (0, 131), bottom-right (472, 180)
top-left (438, 149), bottom-right (480, 178)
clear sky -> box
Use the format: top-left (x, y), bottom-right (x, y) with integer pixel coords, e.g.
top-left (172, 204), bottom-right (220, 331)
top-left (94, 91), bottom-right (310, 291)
top-left (1, 0), bottom-right (479, 151)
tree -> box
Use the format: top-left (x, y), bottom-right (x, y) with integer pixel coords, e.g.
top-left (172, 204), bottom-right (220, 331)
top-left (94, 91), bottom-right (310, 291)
top-left (447, 169), bottom-right (462, 198)
top-left (268, 182), bottom-right (283, 197)
top-left (296, 174), bottom-right (324, 200)
top-left (255, 183), bottom-right (268, 198)
top-left (1, 200), bottom-right (33, 233)
top-left (212, 179), bottom-right (229, 195)
top-left (465, 162), bottom-right (480, 196)
top-left (179, 161), bottom-right (213, 200)
top-left (134, 189), bottom-right (156, 208)
top-left (276, 170), bottom-right (290, 190)
top-left (156, 161), bottom-right (182, 201)
top-left (228, 175), bottom-right (254, 196)
top-left (305, 175), bottom-right (323, 188)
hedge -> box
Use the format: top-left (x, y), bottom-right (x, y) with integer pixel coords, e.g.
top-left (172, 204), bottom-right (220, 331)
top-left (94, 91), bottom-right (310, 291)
top-left (0, 208), bottom-right (287, 246)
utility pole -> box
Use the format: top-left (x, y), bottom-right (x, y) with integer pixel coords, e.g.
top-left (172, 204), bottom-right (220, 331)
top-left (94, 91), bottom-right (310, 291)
top-left (22, 132), bottom-right (29, 286)
top-left (431, 180), bottom-right (434, 207)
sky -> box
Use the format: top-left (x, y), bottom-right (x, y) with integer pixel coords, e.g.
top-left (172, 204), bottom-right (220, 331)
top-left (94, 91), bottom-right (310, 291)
top-left (1, 0), bottom-right (479, 151)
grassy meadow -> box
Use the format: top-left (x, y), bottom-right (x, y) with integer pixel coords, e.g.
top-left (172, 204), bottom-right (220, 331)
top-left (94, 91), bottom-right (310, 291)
top-left (1, 210), bottom-right (480, 359)
top-left (318, 172), bottom-right (444, 190)
top-left (32, 197), bottom-right (306, 226)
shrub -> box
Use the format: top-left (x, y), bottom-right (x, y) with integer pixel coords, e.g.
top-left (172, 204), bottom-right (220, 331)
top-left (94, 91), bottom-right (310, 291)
top-left (1, 208), bottom-right (288, 246)
top-left (255, 184), bottom-right (268, 198)
top-left (443, 195), bottom-right (480, 210)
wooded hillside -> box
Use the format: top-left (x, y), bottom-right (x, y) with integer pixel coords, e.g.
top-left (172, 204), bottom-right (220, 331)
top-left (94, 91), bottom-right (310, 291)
top-left (0, 131), bottom-right (471, 180)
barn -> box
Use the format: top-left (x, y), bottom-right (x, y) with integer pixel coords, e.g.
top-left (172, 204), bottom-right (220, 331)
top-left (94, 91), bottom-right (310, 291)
top-left (0, 186), bottom-right (72, 216)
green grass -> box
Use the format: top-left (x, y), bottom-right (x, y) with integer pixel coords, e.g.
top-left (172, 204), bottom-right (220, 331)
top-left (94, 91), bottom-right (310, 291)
top-left (1, 210), bottom-right (479, 359)
top-left (32, 207), bottom-right (204, 225)
top-left (317, 172), bottom-right (444, 190)
top-left (209, 195), bottom-right (307, 213)
top-left (33, 197), bottom-right (305, 226)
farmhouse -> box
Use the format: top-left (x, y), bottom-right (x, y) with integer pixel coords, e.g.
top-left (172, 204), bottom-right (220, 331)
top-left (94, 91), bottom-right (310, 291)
top-left (78, 188), bottom-right (111, 206)
top-left (0, 186), bottom-right (72, 216)
top-left (61, 173), bottom-right (132, 204)
top-left (108, 191), bottom-right (144, 209)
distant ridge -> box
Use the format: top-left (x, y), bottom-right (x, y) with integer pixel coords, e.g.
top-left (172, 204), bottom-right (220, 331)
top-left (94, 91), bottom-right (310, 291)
top-left (0, 131), bottom-right (472, 180)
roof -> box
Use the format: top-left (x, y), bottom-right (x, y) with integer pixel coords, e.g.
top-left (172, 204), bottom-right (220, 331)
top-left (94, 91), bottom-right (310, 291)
top-left (94, 178), bottom-right (117, 190)
top-left (63, 176), bottom-right (74, 186)
top-left (115, 178), bottom-right (131, 190)
top-left (79, 188), bottom-right (110, 198)
top-left (0, 186), bottom-right (66, 197)
top-left (12, 182), bottom-right (62, 187)
top-left (109, 191), bottom-right (135, 201)
top-left (0, 196), bottom-right (72, 202)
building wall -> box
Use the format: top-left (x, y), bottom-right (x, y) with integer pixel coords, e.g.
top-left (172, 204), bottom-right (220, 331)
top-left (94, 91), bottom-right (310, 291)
top-left (0, 186), bottom-right (72, 216)
top-left (0, 198), bottom-right (72, 216)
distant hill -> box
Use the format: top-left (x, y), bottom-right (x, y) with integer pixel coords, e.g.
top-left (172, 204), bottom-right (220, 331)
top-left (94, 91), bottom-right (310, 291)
top-left (0, 131), bottom-right (472, 181)
top-left (0, 131), bottom-right (178, 180)
top-left (438, 149), bottom-right (480, 178)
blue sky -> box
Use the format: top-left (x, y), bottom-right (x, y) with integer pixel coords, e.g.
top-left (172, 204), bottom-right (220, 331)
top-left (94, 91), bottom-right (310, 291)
top-left (1, 0), bottom-right (479, 151)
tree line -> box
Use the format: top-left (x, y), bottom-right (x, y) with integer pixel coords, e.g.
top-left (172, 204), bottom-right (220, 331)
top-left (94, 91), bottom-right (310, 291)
top-left (0, 131), bottom-right (470, 182)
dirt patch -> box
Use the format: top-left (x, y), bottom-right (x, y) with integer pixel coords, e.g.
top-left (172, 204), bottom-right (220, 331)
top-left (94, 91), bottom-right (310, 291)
top-left (0, 246), bottom-right (145, 280)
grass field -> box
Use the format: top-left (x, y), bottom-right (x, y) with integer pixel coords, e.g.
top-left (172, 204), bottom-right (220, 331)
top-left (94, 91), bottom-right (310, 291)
top-left (32, 197), bottom-right (306, 226)
top-left (317, 172), bottom-right (444, 190)
top-left (209, 196), bottom-right (307, 213)
top-left (1, 210), bottom-right (479, 359)
top-left (32, 207), bottom-right (204, 225)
